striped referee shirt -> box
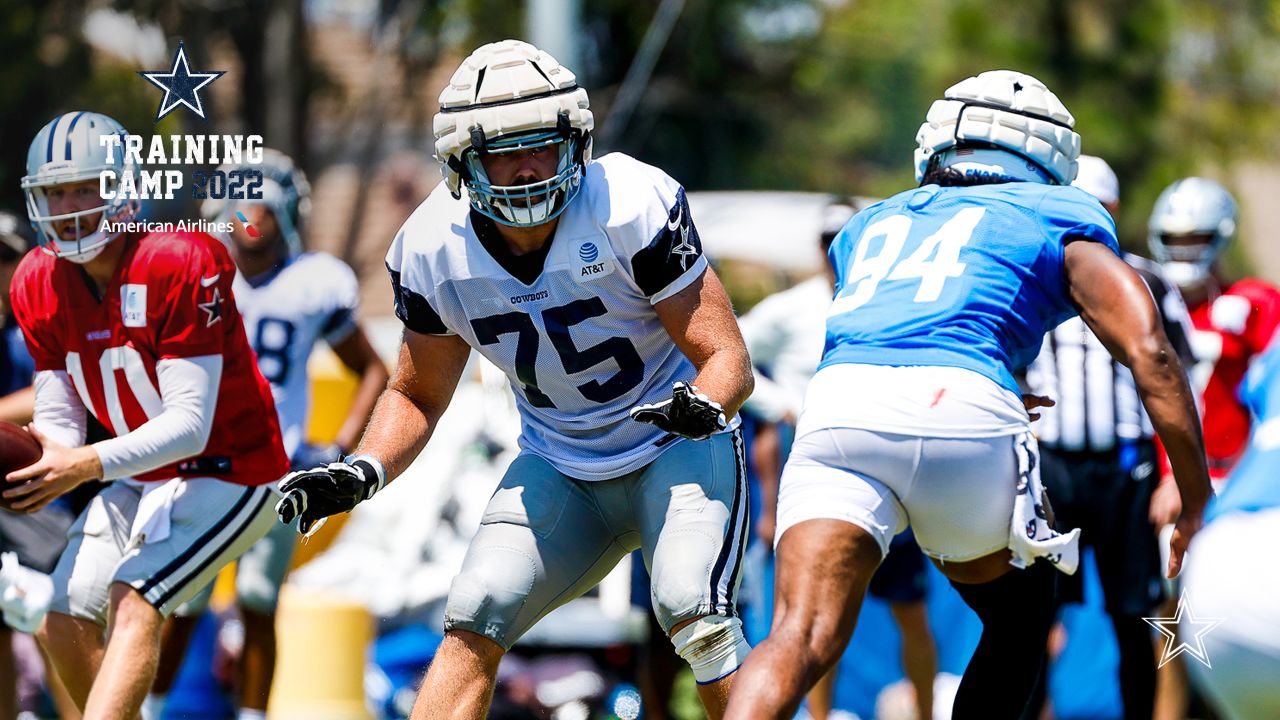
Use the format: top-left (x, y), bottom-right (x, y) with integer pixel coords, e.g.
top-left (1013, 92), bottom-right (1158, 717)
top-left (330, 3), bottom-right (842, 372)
top-left (1025, 254), bottom-right (1196, 452)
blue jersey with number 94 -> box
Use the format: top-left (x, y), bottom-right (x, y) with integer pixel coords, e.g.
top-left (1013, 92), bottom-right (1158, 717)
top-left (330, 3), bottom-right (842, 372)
top-left (821, 182), bottom-right (1118, 395)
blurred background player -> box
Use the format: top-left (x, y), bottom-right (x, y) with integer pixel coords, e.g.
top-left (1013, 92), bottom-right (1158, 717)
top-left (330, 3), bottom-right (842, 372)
top-left (725, 70), bottom-right (1212, 720)
top-left (8, 110), bottom-right (288, 719)
top-left (1181, 338), bottom-right (1280, 719)
top-left (147, 150), bottom-right (389, 720)
top-left (736, 200), bottom-right (936, 720)
top-left (1148, 177), bottom-right (1280, 490)
top-left (0, 210), bottom-right (85, 719)
top-left (1023, 155), bottom-right (1196, 720)
top-left (1146, 177), bottom-right (1280, 720)
top-left (275, 40), bottom-right (755, 720)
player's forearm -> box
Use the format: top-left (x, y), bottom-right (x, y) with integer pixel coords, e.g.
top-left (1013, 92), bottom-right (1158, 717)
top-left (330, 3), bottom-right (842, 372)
top-left (1133, 342), bottom-right (1211, 513)
top-left (0, 387), bottom-right (35, 426)
top-left (94, 356), bottom-right (221, 480)
top-left (32, 370), bottom-right (87, 448)
top-left (691, 347), bottom-right (754, 420)
top-left (336, 360), bottom-right (390, 452)
top-left (350, 386), bottom-right (438, 483)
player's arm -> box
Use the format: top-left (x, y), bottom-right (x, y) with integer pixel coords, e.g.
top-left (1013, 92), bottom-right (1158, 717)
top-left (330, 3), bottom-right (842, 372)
top-left (6, 356), bottom-right (224, 512)
top-left (1065, 239), bottom-right (1211, 577)
top-left (276, 329), bottom-right (470, 534)
top-left (330, 326), bottom-right (391, 452)
top-left (644, 268), bottom-right (755, 427)
top-left (0, 386), bottom-right (35, 426)
top-left (1, 371), bottom-right (90, 511)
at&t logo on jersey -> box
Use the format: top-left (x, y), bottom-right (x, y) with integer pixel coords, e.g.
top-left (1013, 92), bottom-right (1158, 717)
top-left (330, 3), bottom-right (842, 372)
top-left (574, 240), bottom-right (615, 282)
top-left (122, 284), bottom-right (147, 328)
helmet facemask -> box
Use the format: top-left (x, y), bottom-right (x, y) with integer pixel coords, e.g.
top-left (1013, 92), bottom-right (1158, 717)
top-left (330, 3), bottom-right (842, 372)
top-left (1146, 177), bottom-right (1237, 290)
top-left (1150, 232), bottom-right (1221, 288)
top-left (461, 125), bottom-right (585, 228)
top-left (22, 174), bottom-right (138, 264)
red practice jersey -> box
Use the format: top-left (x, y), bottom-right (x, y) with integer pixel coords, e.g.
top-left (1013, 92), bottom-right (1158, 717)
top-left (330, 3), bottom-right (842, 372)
top-left (1185, 278), bottom-right (1280, 479)
top-left (11, 232), bottom-right (288, 485)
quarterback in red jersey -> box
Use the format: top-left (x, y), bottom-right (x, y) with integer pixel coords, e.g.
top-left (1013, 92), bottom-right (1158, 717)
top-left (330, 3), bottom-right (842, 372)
top-left (6, 111), bottom-right (287, 719)
top-left (1148, 177), bottom-right (1280, 489)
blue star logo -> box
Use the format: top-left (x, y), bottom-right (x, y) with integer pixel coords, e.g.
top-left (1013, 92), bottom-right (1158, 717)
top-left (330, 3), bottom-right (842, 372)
top-left (139, 42), bottom-right (225, 122)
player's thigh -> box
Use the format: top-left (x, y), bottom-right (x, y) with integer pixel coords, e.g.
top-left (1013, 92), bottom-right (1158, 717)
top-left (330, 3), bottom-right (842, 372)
top-left (904, 434), bottom-right (1018, 562)
top-left (173, 518), bottom-right (296, 619)
top-left (116, 479), bottom-right (277, 618)
top-left (632, 430), bottom-right (749, 632)
top-left (234, 518), bottom-right (299, 614)
top-left (775, 428), bottom-right (910, 559)
top-left (444, 453), bottom-right (625, 649)
top-left (48, 482), bottom-right (141, 626)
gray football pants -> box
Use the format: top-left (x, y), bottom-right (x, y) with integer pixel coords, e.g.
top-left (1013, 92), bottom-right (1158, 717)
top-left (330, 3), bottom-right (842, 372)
top-left (445, 429), bottom-right (749, 649)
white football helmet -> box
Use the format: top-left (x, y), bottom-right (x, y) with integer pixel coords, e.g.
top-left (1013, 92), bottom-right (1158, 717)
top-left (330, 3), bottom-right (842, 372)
top-left (1148, 177), bottom-right (1237, 288)
top-left (915, 70), bottom-right (1080, 186)
top-left (22, 112), bottom-right (138, 263)
top-left (203, 149), bottom-right (312, 256)
top-left (432, 39), bottom-right (593, 227)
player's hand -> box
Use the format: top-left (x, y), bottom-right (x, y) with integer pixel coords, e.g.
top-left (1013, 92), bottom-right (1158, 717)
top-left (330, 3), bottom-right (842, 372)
top-left (1148, 478), bottom-right (1182, 527)
top-left (1165, 510), bottom-right (1202, 579)
top-left (630, 382), bottom-right (727, 441)
top-left (275, 455), bottom-right (386, 537)
top-left (1022, 394), bottom-right (1055, 422)
top-left (2, 425), bottom-right (100, 513)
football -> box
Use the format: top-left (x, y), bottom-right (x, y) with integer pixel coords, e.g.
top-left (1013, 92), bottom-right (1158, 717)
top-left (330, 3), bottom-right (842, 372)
top-left (0, 422), bottom-right (42, 479)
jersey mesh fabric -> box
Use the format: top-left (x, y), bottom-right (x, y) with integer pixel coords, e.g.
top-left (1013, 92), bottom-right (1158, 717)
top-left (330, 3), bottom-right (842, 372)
top-left (11, 232), bottom-right (288, 485)
top-left (386, 153), bottom-right (717, 481)
top-left (822, 182), bottom-right (1118, 395)
top-left (233, 252), bottom-right (359, 457)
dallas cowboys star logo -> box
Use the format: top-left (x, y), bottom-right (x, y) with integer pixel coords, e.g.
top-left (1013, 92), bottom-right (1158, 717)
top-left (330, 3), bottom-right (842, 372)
top-left (1144, 590), bottom-right (1224, 669)
top-left (139, 42), bottom-right (225, 122)
top-left (198, 287), bottom-right (223, 327)
top-left (667, 206), bottom-right (699, 272)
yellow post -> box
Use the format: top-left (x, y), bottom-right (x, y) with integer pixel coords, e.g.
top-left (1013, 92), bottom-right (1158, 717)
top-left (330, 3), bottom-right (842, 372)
top-left (267, 587), bottom-right (374, 720)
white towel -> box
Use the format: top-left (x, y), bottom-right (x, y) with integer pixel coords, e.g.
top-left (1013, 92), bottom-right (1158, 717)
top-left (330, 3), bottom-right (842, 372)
top-left (0, 552), bottom-right (54, 633)
top-left (1009, 432), bottom-right (1080, 575)
top-left (131, 477), bottom-right (184, 544)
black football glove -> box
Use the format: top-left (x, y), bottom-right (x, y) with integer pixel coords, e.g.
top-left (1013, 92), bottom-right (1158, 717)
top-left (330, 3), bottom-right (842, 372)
top-left (629, 381), bottom-right (728, 441)
top-left (275, 455), bottom-right (386, 537)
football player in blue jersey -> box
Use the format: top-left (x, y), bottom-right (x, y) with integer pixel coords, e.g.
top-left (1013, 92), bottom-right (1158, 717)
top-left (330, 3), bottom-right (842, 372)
top-left (724, 71), bottom-right (1211, 720)
top-left (274, 40), bottom-right (755, 719)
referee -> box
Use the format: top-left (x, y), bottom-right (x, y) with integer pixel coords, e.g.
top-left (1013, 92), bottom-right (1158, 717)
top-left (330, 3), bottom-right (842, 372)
top-left (1023, 156), bottom-right (1196, 720)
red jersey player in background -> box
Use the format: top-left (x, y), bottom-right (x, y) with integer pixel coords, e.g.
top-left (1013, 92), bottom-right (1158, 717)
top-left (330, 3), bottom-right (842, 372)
top-left (6, 111), bottom-right (288, 720)
top-left (1147, 177), bottom-right (1280, 502)
top-left (1146, 176), bottom-right (1280, 720)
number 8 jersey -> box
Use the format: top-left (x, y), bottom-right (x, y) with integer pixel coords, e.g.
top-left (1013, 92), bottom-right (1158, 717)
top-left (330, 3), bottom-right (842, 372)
top-left (386, 153), bottom-right (711, 481)
top-left (822, 182), bottom-right (1118, 396)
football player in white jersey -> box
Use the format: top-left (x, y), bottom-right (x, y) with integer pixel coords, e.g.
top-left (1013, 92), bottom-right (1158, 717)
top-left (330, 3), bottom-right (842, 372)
top-left (275, 40), bottom-right (754, 719)
top-left (146, 151), bottom-right (389, 720)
